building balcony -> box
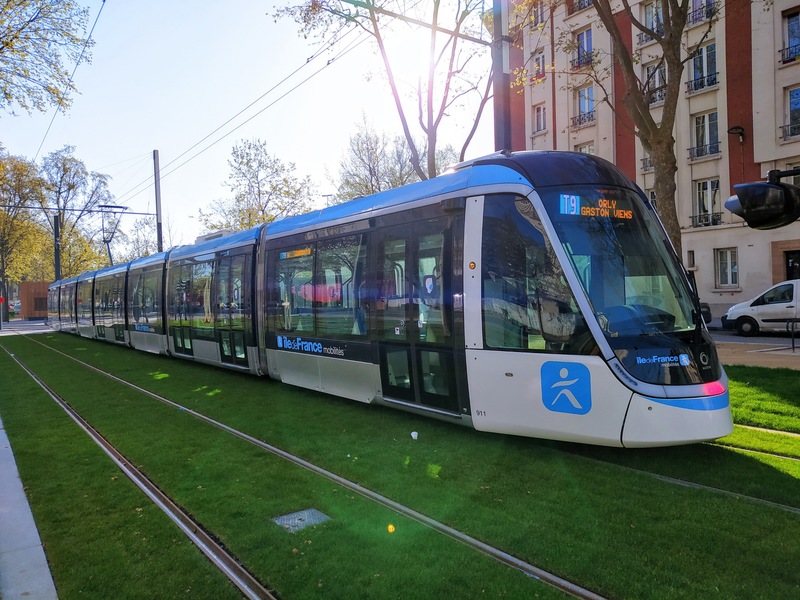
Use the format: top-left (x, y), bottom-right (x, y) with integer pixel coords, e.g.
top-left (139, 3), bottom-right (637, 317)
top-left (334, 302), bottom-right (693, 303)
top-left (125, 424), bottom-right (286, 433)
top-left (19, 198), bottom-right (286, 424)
top-left (688, 142), bottom-right (720, 161)
top-left (781, 123), bottom-right (800, 139)
top-left (687, 2), bottom-right (716, 26)
top-left (567, 0), bottom-right (592, 16)
top-left (691, 212), bottom-right (722, 227)
top-left (686, 72), bottom-right (718, 94)
top-left (571, 111), bottom-right (596, 129)
top-left (647, 85), bottom-right (667, 105)
top-left (780, 45), bottom-right (800, 64)
top-left (570, 52), bottom-right (593, 70)
top-left (637, 24), bottom-right (664, 46)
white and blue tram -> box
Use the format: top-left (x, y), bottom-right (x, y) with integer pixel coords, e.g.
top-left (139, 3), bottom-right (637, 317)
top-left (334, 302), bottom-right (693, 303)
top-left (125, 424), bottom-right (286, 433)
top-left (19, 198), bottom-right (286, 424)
top-left (48, 151), bottom-right (733, 447)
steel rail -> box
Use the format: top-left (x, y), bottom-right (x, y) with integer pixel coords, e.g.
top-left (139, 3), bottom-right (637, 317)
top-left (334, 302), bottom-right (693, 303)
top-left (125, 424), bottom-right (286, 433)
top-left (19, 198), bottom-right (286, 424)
top-left (16, 335), bottom-right (607, 600)
top-left (1, 344), bottom-right (278, 600)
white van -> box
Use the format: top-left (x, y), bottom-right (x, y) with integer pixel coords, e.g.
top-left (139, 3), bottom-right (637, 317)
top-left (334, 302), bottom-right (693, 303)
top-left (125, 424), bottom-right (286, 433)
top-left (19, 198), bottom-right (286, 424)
top-left (722, 279), bottom-right (800, 336)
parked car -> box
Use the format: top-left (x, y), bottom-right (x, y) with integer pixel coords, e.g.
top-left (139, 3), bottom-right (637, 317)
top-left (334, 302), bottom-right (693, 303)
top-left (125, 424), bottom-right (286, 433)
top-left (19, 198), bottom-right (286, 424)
top-left (721, 279), bottom-right (800, 336)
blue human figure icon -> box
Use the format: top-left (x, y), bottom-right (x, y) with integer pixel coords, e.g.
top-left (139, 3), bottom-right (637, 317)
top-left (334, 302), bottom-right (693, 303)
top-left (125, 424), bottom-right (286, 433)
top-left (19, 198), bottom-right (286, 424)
top-left (541, 362), bottom-right (592, 415)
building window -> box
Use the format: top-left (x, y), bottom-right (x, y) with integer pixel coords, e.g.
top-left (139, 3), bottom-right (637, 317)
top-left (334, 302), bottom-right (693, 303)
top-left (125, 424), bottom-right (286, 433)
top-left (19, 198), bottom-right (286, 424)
top-left (782, 86), bottom-right (800, 138)
top-left (693, 178), bottom-right (721, 227)
top-left (532, 50), bottom-right (546, 83)
top-left (782, 11), bottom-right (800, 63)
top-left (571, 85), bottom-right (595, 128)
top-left (575, 142), bottom-right (594, 154)
top-left (715, 248), bottom-right (738, 287)
top-left (645, 62), bottom-right (667, 104)
top-left (531, 1), bottom-right (545, 27)
top-left (689, 111), bottom-right (720, 160)
top-left (571, 28), bottom-right (593, 69)
top-left (641, 154), bottom-right (654, 171)
top-left (533, 104), bottom-right (547, 133)
top-left (638, 1), bottom-right (664, 45)
top-left (645, 188), bottom-right (657, 208)
top-left (687, 43), bottom-right (717, 93)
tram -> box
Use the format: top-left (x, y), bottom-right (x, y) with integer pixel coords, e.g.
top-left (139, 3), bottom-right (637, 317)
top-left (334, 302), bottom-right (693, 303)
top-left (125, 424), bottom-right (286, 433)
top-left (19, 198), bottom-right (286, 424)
top-left (48, 151), bottom-right (733, 447)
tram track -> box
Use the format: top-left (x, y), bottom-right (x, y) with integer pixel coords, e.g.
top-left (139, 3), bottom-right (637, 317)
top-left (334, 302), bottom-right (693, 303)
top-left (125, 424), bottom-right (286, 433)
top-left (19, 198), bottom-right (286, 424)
top-left (26, 332), bottom-right (800, 517)
top-left (1, 342), bottom-right (279, 600)
top-left (8, 332), bottom-right (800, 598)
top-left (5, 334), bottom-right (607, 600)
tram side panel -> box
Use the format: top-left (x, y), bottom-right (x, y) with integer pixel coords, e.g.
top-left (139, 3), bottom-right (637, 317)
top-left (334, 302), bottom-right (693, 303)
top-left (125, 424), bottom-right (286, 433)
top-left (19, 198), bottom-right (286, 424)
top-left (76, 272), bottom-right (96, 339)
top-left (94, 265), bottom-right (130, 346)
top-left (128, 254), bottom-right (170, 354)
top-left (263, 230), bottom-right (380, 404)
top-left (164, 231), bottom-right (262, 374)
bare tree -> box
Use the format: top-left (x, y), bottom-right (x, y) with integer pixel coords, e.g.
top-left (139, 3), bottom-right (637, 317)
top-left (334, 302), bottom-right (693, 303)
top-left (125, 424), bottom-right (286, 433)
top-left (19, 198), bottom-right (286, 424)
top-left (332, 115), bottom-right (418, 202)
top-left (276, 0), bottom-right (493, 179)
top-left (198, 139), bottom-right (316, 232)
top-left (38, 145), bottom-right (111, 275)
top-left (511, 0), bottom-right (724, 257)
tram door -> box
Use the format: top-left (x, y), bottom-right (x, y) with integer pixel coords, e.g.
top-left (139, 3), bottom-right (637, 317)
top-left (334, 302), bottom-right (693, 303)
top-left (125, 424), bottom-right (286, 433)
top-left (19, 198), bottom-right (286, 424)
top-left (215, 255), bottom-right (249, 367)
top-left (375, 219), bottom-right (458, 413)
top-left (171, 264), bottom-right (193, 356)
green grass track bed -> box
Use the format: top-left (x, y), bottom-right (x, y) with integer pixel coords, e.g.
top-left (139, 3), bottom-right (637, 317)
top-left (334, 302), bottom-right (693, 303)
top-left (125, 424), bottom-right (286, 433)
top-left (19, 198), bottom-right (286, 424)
top-left (1, 333), bottom-right (799, 599)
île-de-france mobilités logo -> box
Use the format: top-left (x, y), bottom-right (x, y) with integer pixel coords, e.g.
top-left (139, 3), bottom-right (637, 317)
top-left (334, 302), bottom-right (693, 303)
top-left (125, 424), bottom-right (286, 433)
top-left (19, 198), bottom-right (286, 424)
top-left (541, 361), bottom-right (592, 415)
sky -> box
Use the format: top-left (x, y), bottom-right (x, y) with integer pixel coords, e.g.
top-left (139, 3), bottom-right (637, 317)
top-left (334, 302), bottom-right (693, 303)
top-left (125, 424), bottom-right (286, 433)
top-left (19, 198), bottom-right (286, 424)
top-left (1, 0), bottom-right (496, 247)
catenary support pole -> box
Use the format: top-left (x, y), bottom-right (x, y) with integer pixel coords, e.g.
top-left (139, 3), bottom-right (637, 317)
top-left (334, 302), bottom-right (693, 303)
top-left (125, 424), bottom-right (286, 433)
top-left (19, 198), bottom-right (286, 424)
top-left (153, 150), bottom-right (164, 252)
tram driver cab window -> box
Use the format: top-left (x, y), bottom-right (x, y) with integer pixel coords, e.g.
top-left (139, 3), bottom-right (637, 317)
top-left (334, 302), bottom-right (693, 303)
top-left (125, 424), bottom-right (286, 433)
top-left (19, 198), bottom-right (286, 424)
top-left (481, 194), bottom-right (596, 355)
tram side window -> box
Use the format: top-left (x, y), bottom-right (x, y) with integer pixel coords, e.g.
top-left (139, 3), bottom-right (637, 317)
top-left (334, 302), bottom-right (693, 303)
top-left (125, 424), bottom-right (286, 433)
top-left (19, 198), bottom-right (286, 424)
top-left (482, 194), bottom-right (595, 355)
top-left (317, 235), bottom-right (367, 336)
top-left (77, 281), bottom-right (93, 325)
top-left (190, 261), bottom-right (215, 340)
top-left (272, 246), bottom-right (315, 333)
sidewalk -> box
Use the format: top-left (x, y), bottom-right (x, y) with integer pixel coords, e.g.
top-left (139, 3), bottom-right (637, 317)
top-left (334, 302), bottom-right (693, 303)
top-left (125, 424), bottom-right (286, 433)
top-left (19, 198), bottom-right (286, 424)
top-left (0, 418), bottom-right (58, 599)
top-left (1, 319), bottom-right (58, 598)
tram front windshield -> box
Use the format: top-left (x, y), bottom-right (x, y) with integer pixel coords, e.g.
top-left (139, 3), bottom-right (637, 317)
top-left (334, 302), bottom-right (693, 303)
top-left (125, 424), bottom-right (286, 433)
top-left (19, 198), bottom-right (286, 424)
top-left (539, 185), bottom-right (720, 385)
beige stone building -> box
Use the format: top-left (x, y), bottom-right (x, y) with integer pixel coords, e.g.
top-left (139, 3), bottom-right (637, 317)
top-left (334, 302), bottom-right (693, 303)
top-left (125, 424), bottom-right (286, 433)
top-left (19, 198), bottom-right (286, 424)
top-left (510, 0), bottom-right (800, 318)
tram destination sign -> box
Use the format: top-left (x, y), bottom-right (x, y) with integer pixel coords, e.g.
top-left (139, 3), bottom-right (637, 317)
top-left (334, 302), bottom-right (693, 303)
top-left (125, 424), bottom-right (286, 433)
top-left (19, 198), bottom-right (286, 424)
top-left (559, 193), bottom-right (633, 220)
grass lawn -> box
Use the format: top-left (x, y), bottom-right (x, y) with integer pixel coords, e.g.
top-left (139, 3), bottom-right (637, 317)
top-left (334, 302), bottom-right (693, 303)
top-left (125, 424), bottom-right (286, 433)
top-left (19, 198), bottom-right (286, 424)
top-left (1, 333), bottom-right (799, 599)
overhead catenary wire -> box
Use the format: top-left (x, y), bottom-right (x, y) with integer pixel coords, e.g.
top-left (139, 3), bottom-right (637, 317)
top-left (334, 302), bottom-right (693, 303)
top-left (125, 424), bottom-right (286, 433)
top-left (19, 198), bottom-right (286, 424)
top-left (33, 0), bottom-right (108, 162)
top-left (113, 25), bottom-right (369, 206)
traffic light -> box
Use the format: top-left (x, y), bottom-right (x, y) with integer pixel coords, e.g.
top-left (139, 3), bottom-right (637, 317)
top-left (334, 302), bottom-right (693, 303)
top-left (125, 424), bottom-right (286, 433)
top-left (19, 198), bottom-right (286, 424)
top-left (726, 178), bottom-right (800, 230)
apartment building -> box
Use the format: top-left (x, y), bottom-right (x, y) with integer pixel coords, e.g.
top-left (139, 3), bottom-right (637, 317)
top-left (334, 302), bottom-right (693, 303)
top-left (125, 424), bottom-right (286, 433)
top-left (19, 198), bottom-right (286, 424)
top-left (511, 0), bottom-right (800, 317)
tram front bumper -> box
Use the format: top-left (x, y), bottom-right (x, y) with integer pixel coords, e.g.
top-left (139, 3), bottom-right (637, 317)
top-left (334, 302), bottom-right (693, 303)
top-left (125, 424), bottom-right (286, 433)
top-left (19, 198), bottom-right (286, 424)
top-left (622, 390), bottom-right (733, 448)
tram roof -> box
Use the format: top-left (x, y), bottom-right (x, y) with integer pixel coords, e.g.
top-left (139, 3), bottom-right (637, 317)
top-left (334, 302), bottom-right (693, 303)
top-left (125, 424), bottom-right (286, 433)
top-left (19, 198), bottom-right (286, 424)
top-left (76, 270), bottom-right (97, 283)
top-left (129, 251), bottom-right (169, 270)
top-left (263, 151), bottom-right (637, 237)
top-left (168, 225), bottom-right (263, 261)
top-left (95, 262), bottom-right (130, 278)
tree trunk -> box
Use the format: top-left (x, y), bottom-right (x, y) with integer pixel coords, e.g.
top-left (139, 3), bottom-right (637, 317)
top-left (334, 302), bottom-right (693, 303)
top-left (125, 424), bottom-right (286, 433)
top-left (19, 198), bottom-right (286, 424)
top-left (650, 139), bottom-right (681, 259)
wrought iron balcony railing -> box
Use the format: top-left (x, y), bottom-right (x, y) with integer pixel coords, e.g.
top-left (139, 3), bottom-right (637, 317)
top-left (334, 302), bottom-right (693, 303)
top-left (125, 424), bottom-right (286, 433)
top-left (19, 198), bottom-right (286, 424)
top-left (781, 123), bottom-right (800, 139)
top-left (567, 0), bottom-right (593, 16)
top-left (688, 142), bottom-right (720, 161)
top-left (570, 52), bottom-right (593, 70)
top-left (687, 2), bottom-right (716, 26)
top-left (686, 72), bottom-right (718, 94)
top-left (691, 212), bottom-right (722, 227)
top-left (570, 111), bottom-right (596, 129)
top-left (780, 44), bottom-right (800, 64)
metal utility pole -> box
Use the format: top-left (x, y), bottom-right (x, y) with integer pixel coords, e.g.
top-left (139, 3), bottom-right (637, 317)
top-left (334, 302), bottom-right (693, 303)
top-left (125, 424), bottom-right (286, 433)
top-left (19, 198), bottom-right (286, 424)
top-left (153, 150), bottom-right (164, 252)
top-left (492, 0), bottom-right (511, 152)
top-left (54, 214), bottom-right (61, 280)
